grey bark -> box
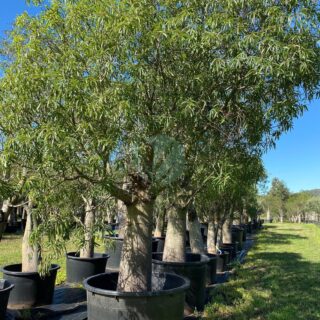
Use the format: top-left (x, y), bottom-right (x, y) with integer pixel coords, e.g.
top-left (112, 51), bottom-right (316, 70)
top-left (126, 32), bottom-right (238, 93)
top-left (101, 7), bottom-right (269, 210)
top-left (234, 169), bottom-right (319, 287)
top-left (222, 218), bottom-right (233, 244)
top-left (117, 196), bottom-right (154, 292)
top-left (207, 221), bottom-right (218, 254)
top-left (163, 206), bottom-right (186, 262)
top-left (187, 206), bottom-right (205, 254)
top-left (22, 200), bottom-right (38, 272)
top-left (154, 209), bottom-right (165, 237)
top-left (80, 198), bottom-right (95, 258)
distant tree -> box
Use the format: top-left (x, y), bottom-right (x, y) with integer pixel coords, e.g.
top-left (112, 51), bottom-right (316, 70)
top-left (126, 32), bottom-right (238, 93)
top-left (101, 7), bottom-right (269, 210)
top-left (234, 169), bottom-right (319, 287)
top-left (267, 178), bottom-right (290, 222)
top-left (286, 192), bottom-right (311, 223)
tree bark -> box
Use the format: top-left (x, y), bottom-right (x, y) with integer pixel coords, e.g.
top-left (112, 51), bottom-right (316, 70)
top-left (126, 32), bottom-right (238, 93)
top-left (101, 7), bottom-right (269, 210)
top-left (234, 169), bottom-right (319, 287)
top-left (117, 197), bottom-right (154, 292)
top-left (80, 198), bottom-right (95, 258)
top-left (207, 220), bottom-right (218, 253)
top-left (154, 209), bottom-right (165, 237)
top-left (163, 206), bottom-right (186, 262)
top-left (222, 218), bottom-right (232, 244)
top-left (22, 201), bottom-right (38, 273)
top-left (187, 206), bottom-right (205, 254)
top-left (117, 199), bottom-right (127, 238)
top-left (0, 200), bottom-right (13, 240)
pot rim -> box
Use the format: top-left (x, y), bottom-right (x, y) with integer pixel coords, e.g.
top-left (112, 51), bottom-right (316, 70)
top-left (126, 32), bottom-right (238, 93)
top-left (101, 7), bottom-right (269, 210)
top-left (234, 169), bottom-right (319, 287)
top-left (152, 252), bottom-right (209, 267)
top-left (83, 272), bottom-right (190, 297)
top-left (1, 264), bottom-right (60, 277)
top-left (66, 252), bottom-right (109, 261)
top-left (0, 280), bottom-right (14, 293)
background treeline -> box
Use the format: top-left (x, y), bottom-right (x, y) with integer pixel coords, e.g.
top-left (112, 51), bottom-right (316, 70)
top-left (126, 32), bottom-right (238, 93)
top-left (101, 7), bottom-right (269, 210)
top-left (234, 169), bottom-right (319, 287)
top-left (259, 178), bottom-right (320, 224)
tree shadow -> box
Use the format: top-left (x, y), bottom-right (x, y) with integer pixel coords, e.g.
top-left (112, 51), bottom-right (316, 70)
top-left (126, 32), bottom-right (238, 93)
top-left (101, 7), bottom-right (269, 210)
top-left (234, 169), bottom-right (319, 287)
top-left (205, 240), bottom-right (320, 319)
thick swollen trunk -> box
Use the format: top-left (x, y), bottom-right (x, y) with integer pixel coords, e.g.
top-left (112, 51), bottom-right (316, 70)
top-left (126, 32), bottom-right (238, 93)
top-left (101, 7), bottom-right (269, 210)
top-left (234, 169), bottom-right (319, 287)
top-left (22, 202), bottom-right (38, 273)
top-left (187, 206), bottom-right (205, 254)
top-left (163, 206), bottom-right (186, 262)
top-left (154, 209), bottom-right (165, 237)
top-left (0, 200), bottom-right (13, 240)
top-left (117, 198), bottom-right (154, 292)
top-left (222, 218), bottom-right (232, 244)
top-left (267, 208), bottom-right (271, 221)
top-left (117, 199), bottom-right (127, 238)
top-left (280, 212), bottom-right (284, 223)
top-left (207, 221), bottom-right (218, 254)
top-left (80, 199), bottom-right (95, 258)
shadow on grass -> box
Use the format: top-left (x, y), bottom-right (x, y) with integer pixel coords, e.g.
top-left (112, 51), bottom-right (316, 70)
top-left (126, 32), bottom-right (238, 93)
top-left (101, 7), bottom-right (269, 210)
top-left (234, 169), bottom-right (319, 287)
top-left (205, 231), bottom-right (320, 320)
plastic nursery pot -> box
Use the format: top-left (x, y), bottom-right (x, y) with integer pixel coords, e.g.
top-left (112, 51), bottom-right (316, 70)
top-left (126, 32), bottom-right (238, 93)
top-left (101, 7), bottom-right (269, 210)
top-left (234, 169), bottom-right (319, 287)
top-left (106, 236), bottom-right (159, 271)
top-left (2, 264), bottom-right (60, 309)
top-left (66, 252), bottom-right (109, 284)
top-left (216, 252), bottom-right (230, 273)
top-left (203, 253), bottom-right (217, 285)
top-left (84, 272), bottom-right (190, 320)
top-left (219, 243), bottom-right (238, 261)
top-left (246, 223), bottom-right (253, 234)
top-left (152, 252), bottom-right (209, 311)
top-left (232, 228), bottom-right (244, 250)
top-left (105, 236), bottom-right (124, 271)
top-left (0, 279), bottom-right (14, 319)
top-left (152, 237), bottom-right (165, 253)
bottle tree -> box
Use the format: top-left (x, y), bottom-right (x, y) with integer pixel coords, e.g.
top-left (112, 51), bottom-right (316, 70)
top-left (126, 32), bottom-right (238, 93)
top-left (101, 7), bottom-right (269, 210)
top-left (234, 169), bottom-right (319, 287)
top-left (1, 0), bottom-right (320, 291)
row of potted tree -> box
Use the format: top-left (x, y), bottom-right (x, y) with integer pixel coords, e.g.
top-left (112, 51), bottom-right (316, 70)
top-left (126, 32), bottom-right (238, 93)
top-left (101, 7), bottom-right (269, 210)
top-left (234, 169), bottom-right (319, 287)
top-left (0, 0), bottom-right (319, 319)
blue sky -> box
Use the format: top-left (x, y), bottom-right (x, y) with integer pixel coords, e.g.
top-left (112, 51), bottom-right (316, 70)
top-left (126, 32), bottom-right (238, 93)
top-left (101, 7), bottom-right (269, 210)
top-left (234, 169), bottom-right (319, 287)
top-left (1, 1), bottom-right (320, 194)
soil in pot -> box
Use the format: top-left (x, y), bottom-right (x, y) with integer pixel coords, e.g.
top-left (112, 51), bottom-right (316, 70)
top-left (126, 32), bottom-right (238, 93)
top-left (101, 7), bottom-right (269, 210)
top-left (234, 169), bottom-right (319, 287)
top-left (0, 279), bottom-right (14, 319)
top-left (152, 252), bottom-right (208, 311)
top-left (84, 272), bottom-right (190, 320)
top-left (2, 264), bottom-right (60, 309)
top-left (66, 252), bottom-right (109, 284)
top-left (203, 253), bottom-right (217, 285)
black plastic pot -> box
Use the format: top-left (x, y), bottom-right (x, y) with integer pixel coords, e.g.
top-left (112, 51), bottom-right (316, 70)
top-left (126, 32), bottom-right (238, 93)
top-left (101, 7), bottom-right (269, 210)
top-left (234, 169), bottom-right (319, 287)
top-left (152, 237), bottom-right (166, 252)
top-left (66, 252), bottom-right (109, 284)
top-left (246, 223), bottom-right (253, 234)
top-left (84, 272), bottom-right (189, 320)
top-left (203, 253), bottom-right (217, 285)
top-left (216, 252), bottom-right (230, 272)
top-left (152, 252), bottom-right (208, 311)
top-left (0, 280), bottom-right (14, 319)
top-left (106, 236), bottom-right (159, 271)
top-left (2, 264), bottom-right (60, 309)
top-left (232, 228), bottom-right (244, 250)
top-left (219, 243), bottom-right (238, 261)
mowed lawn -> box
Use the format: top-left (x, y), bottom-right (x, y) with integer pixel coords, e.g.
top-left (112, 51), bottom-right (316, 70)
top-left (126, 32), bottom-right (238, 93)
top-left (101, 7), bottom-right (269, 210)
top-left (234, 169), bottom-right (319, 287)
top-left (205, 223), bottom-right (320, 320)
top-left (0, 232), bottom-right (106, 285)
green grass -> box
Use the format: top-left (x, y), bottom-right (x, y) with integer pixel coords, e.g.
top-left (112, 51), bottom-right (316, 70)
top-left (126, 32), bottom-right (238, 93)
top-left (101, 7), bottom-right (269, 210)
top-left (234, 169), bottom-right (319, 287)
top-left (0, 232), bottom-right (105, 285)
top-left (204, 223), bottom-right (320, 320)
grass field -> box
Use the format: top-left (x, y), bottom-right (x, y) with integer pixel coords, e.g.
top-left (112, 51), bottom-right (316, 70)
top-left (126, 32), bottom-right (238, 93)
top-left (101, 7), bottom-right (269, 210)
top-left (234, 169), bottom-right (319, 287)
top-left (204, 223), bottom-right (320, 320)
top-left (0, 232), bottom-right (105, 285)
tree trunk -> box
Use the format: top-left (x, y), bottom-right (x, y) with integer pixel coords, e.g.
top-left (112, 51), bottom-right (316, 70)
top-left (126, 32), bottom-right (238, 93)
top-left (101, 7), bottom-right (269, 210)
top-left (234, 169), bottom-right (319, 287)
top-left (117, 199), bottom-right (127, 238)
top-left (22, 201), bottom-right (38, 273)
top-left (267, 208), bottom-right (271, 221)
top-left (207, 220), bottom-right (218, 254)
top-left (154, 209), bottom-right (165, 237)
top-left (187, 206), bottom-right (205, 254)
top-left (80, 198), bottom-right (95, 258)
top-left (117, 197), bottom-right (154, 292)
top-left (222, 218), bottom-right (232, 244)
top-left (280, 212), bottom-right (284, 223)
top-left (163, 206), bottom-right (186, 262)
top-left (0, 200), bottom-right (13, 240)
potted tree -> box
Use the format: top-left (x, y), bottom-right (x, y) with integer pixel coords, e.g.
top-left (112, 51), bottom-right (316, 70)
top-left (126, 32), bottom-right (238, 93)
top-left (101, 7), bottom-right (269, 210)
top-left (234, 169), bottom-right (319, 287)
top-left (1, 0), bottom-right (319, 318)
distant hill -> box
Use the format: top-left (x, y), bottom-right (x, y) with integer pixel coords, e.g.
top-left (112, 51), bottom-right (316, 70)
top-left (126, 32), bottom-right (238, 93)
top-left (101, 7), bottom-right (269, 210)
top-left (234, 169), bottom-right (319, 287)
top-left (304, 189), bottom-right (320, 197)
